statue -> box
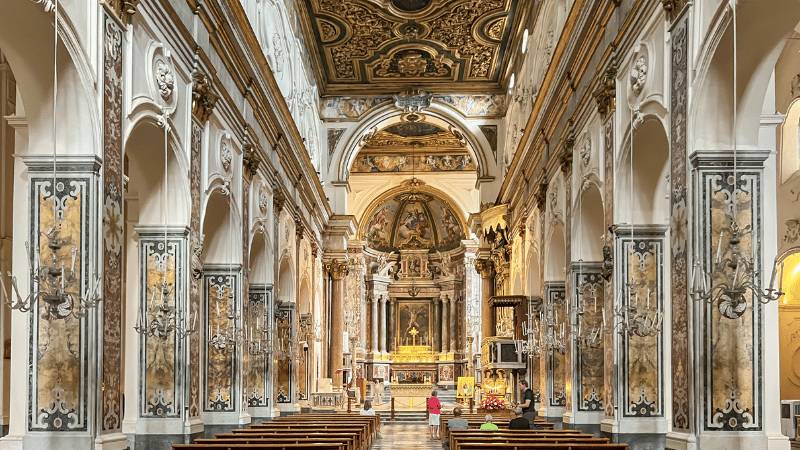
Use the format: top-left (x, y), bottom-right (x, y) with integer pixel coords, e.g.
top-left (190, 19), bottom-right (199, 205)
top-left (191, 233), bottom-right (204, 280)
top-left (375, 251), bottom-right (397, 277)
top-left (435, 250), bottom-right (452, 277)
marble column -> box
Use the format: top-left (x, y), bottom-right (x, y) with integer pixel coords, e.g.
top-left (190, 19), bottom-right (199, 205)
top-left (371, 295), bottom-right (379, 354)
top-left (388, 298), bottom-right (397, 352)
top-left (449, 295), bottom-right (458, 353)
top-left (378, 295), bottom-right (387, 354)
top-left (432, 298), bottom-right (440, 352)
top-left (441, 296), bottom-right (450, 353)
top-left (475, 259), bottom-right (495, 341)
top-left (325, 260), bottom-right (349, 381)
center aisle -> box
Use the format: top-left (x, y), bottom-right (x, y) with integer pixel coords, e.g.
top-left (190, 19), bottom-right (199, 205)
top-left (371, 423), bottom-right (441, 449)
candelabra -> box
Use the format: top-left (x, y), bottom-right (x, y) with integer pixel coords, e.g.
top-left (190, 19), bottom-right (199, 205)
top-left (515, 299), bottom-right (541, 356)
top-left (208, 290), bottom-right (243, 351)
top-left (246, 310), bottom-right (272, 356)
top-left (134, 278), bottom-right (196, 339)
top-left (690, 221), bottom-right (784, 319)
top-left (575, 284), bottom-right (602, 349)
top-left (611, 281), bottom-right (663, 338)
top-left (2, 223), bottom-right (102, 320)
top-left (539, 301), bottom-right (566, 354)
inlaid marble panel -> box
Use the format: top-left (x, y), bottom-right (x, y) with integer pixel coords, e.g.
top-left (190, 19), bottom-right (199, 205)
top-left (692, 151), bottom-right (766, 431)
top-left (28, 170), bottom-right (94, 432)
top-left (275, 306), bottom-right (294, 403)
top-left (188, 119), bottom-right (203, 418)
top-left (138, 230), bottom-right (187, 418)
top-left (545, 282), bottom-right (566, 407)
top-left (101, 10), bottom-right (124, 432)
top-left (573, 265), bottom-right (604, 412)
top-left (615, 226), bottom-right (665, 418)
top-left (245, 285), bottom-right (270, 407)
top-left (204, 270), bottom-right (240, 412)
top-left (602, 116), bottom-right (615, 420)
top-left (669, 14), bottom-right (691, 431)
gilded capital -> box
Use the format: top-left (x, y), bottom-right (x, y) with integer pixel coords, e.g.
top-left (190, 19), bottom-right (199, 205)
top-left (474, 259), bottom-right (494, 278)
top-left (191, 71), bottom-right (218, 122)
top-left (324, 260), bottom-right (349, 280)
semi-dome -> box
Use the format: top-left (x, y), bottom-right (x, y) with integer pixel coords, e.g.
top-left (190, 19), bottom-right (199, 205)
top-left (360, 189), bottom-right (466, 252)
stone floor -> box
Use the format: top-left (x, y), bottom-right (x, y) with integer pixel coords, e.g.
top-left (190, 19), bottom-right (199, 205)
top-left (371, 423), bottom-right (440, 449)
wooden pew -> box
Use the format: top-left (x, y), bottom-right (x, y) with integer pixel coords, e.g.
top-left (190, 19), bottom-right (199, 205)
top-left (192, 437), bottom-right (354, 450)
top-left (454, 444), bottom-right (628, 450)
top-left (173, 444), bottom-right (346, 450)
top-left (210, 432), bottom-right (358, 450)
top-left (451, 436), bottom-right (610, 450)
top-left (239, 424), bottom-right (371, 448)
top-left (447, 429), bottom-right (593, 450)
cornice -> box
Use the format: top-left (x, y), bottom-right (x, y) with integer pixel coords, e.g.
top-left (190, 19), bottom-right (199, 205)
top-left (499, 0), bottom-right (653, 209)
top-left (199, 0), bottom-right (333, 228)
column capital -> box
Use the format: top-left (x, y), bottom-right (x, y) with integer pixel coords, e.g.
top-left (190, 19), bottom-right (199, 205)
top-left (191, 71), bottom-right (218, 122)
top-left (474, 258), bottom-right (494, 277)
top-left (324, 260), bottom-right (349, 280)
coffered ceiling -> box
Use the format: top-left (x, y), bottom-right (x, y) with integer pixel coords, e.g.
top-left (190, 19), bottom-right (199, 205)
top-left (298, 0), bottom-right (527, 95)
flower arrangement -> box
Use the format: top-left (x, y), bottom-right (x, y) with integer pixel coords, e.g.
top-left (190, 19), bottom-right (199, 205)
top-left (479, 395), bottom-right (506, 410)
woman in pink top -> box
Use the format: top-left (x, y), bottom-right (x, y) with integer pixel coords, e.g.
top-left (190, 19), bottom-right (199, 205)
top-left (427, 390), bottom-right (442, 439)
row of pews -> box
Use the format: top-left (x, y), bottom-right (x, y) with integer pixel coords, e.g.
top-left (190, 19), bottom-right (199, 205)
top-left (440, 412), bottom-right (629, 450)
top-left (172, 413), bottom-right (379, 450)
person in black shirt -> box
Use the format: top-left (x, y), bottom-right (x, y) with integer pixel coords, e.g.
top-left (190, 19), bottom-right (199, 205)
top-left (518, 380), bottom-right (536, 424)
top-left (508, 407), bottom-right (530, 430)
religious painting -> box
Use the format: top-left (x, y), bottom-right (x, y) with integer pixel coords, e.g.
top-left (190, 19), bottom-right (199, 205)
top-left (364, 201), bottom-right (399, 250)
top-left (438, 364), bottom-right (454, 382)
top-left (361, 191), bottom-right (466, 252)
top-left (457, 376), bottom-right (475, 398)
top-left (397, 302), bottom-right (431, 347)
top-left (395, 202), bottom-right (434, 248)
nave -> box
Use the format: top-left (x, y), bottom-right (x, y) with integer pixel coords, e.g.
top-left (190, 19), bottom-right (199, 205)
top-left (2, 0), bottom-right (800, 449)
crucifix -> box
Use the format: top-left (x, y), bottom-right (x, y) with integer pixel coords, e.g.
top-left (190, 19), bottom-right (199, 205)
top-left (409, 327), bottom-right (419, 346)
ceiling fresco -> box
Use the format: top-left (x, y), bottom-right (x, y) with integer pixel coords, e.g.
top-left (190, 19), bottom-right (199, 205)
top-left (361, 191), bottom-right (466, 252)
top-left (351, 122), bottom-right (476, 173)
top-left (299, 0), bottom-right (523, 94)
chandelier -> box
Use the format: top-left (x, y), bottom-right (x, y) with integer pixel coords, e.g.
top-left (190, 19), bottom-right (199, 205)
top-left (246, 310), bottom-right (272, 356)
top-left (515, 298), bottom-right (541, 356)
top-left (134, 278), bottom-right (196, 339)
top-left (575, 281), bottom-right (602, 348)
top-left (611, 280), bottom-right (663, 338)
top-left (689, 1), bottom-right (784, 317)
top-left (2, 2), bottom-right (102, 320)
top-left (541, 299), bottom-right (566, 354)
top-left (208, 287), bottom-right (243, 351)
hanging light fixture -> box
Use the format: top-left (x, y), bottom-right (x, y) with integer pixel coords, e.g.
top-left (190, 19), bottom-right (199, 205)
top-left (1, 0), bottom-right (102, 320)
top-left (574, 180), bottom-right (602, 349)
top-left (247, 225), bottom-right (272, 356)
top-left (515, 296), bottom-right (542, 356)
top-left (611, 105), bottom-right (663, 337)
top-left (134, 113), bottom-right (196, 339)
top-left (689, 1), bottom-right (785, 318)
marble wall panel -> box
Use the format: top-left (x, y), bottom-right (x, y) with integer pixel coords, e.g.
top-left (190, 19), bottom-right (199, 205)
top-left (573, 266), bottom-right (604, 412)
top-left (28, 169), bottom-right (95, 432)
top-left (546, 282), bottom-right (567, 407)
top-left (245, 285), bottom-right (270, 407)
top-left (615, 227), bottom-right (665, 418)
top-left (101, 10), bottom-right (124, 432)
top-left (204, 270), bottom-right (240, 412)
top-left (138, 230), bottom-right (187, 418)
top-left (692, 152), bottom-right (766, 431)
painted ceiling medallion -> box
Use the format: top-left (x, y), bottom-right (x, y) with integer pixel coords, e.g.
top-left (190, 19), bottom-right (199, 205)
top-left (391, 0), bottom-right (432, 12)
top-left (299, 0), bottom-right (524, 94)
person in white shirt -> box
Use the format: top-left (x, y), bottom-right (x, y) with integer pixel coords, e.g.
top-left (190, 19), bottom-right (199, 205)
top-left (360, 400), bottom-right (376, 416)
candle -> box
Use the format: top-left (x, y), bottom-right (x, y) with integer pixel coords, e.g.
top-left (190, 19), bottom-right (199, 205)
top-left (602, 308), bottom-right (606, 329)
top-left (646, 289), bottom-right (651, 309)
top-left (70, 248), bottom-right (76, 273)
top-left (61, 264), bottom-right (65, 290)
top-left (715, 231), bottom-right (724, 264)
top-left (778, 261), bottom-right (785, 292)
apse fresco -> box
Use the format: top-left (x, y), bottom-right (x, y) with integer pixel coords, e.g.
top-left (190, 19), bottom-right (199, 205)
top-left (362, 192), bottom-right (465, 252)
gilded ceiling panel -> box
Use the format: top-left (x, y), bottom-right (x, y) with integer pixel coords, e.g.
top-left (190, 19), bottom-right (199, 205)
top-left (300, 0), bottom-right (522, 94)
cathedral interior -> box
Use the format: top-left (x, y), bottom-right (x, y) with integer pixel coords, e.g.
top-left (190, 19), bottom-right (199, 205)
top-left (1, 0), bottom-right (800, 449)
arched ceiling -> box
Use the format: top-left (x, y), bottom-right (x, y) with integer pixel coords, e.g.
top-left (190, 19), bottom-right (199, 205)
top-left (297, 0), bottom-right (528, 95)
top-left (352, 117), bottom-right (476, 174)
top-left (359, 184), bottom-right (467, 252)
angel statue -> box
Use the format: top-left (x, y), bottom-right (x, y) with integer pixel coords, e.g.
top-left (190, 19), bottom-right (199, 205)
top-left (435, 250), bottom-right (452, 277)
top-left (376, 251), bottom-right (397, 277)
top-left (190, 233), bottom-right (205, 280)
